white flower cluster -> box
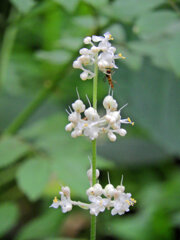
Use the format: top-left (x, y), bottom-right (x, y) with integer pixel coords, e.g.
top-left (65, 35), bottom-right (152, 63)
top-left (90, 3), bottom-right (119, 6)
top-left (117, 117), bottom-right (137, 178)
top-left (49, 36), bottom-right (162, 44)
top-left (73, 32), bottom-right (125, 81)
top-left (65, 93), bottom-right (134, 141)
top-left (50, 165), bottom-right (136, 216)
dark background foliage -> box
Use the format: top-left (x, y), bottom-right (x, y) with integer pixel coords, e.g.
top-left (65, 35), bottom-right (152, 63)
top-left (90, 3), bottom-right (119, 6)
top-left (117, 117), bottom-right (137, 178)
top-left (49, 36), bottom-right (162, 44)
top-left (0, 0), bottom-right (180, 239)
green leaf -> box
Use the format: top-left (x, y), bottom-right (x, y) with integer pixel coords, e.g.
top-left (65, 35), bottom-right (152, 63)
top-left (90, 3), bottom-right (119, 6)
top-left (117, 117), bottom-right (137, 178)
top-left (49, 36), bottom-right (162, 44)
top-left (167, 33), bottom-right (180, 77)
top-left (101, 0), bottom-right (165, 22)
top-left (98, 138), bottom-right (169, 167)
top-left (53, 0), bottom-right (79, 13)
top-left (0, 136), bottom-right (30, 168)
top-left (35, 50), bottom-right (72, 65)
top-left (10, 0), bottom-right (36, 14)
top-left (84, 0), bottom-right (108, 9)
top-left (125, 62), bottom-right (180, 155)
top-left (16, 210), bottom-right (63, 240)
top-left (128, 39), bottom-right (171, 70)
top-left (0, 202), bottom-right (19, 237)
top-left (16, 157), bottom-right (51, 201)
top-left (134, 11), bottom-right (178, 39)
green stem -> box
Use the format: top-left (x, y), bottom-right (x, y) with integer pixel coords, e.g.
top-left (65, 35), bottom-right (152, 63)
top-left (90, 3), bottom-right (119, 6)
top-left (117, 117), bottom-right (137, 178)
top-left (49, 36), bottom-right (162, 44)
top-left (0, 9), bottom-right (20, 86)
top-left (91, 55), bottom-right (98, 240)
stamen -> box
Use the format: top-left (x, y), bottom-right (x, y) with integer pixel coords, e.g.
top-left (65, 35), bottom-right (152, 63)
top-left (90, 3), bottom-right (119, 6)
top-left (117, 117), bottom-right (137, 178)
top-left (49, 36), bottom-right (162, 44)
top-left (68, 106), bottom-right (73, 113)
top-left (120, 174), bottom-right (124, 186)
top-left (118, 53), bottom-right (126, 59)
top-left (109, 34), bottom-right (114, 40)
top-left (119, 103), bottom-right (128, 111)
top-left (76, 87), bottom-right (80, 99)
top-left (107, 172), bottom-right (111, 184)
top-left (88, 156), bottom-right (92, 168)
top-left (108, 86), bottom-right (111, 96)
top-left (53, 196), bottom-right (58, 203)
top-left (86, 94), bottom-right (92, 107)
top-left (127, 117), bottom-right (134, 125)
top-left (65, 109), bottom-right (70, 115)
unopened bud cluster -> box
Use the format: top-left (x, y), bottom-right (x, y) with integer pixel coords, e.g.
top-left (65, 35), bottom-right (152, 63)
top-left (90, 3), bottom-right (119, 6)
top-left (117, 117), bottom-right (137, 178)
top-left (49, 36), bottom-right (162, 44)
top-left (50, 165), bottom-right (136, 216)
top-left (73, 32), bottom-right (125, 81)
top-left (65, 94), bottom-right (134, 141)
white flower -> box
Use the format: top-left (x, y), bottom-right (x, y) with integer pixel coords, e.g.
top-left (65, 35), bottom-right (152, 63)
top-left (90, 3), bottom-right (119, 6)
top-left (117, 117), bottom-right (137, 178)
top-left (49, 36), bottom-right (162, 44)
top-left (108, 131), bottom-right (117, 142)
top-left (103, 95), bottom-right (118, 111)
top-left (65, 94), bottom-right (134, 141)
top-left (73, 32), bottom-right (125, 84)
top-left (84, 107), bottom-right (99, 121)
top-left (72, 99), bottom-right (85, 113)
top-left (103, 184), bottom-right (116, 198)
top-left (87, 168), bottom-right (100, 183)
top-left (50, 196), bottom-right (61, 209)
top-left (84, 36), bottom-right (92, 44)
top-left (59, 191), bottom-right (72, 213)
top-left (50, 171), bottom-right (136, 216)
top-left (111, 193), bottom-right (136, 216)
top-left (89, 196), bottom-right (109, 216)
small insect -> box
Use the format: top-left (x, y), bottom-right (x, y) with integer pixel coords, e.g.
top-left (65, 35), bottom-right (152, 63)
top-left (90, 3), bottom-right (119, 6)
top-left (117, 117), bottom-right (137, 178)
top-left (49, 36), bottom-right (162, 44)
top-left (105, 69), bottom-right (114, 89)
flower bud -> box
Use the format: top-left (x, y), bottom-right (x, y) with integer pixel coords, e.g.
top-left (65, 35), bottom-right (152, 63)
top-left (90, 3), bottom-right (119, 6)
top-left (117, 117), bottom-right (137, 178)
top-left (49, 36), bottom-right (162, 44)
top-left (65, 122), bottom-right (74, 132)
top-left (108, 131), bottom-right (116, 142)
top-left (80, 71), bottom-right (88, 81)
top-left (87, 168), bottom-right (100, 181)
top-left (79, 48), bottom-right (89, 55)
top-left (68, 112), bottom-right (78, 122)
top-left (103, 95), bottom-right (118, 111)
top-left (93, 183), bottom-right (103, 196)
top-left (71, 131), bottom-right (78, 138)
top-left (84, 107), bottom-right (99, 121)
top-left (72, 99), bottom-right (85, 113)
top-left (61, 186), bottom-right (71, 197)
top-left (73, 60), bottom-right (81, 68)
top-left (116, 185), bottom-right (125, 193)
top-left (117, 128), bottom-right (127, 136)
top-left (104, 184), bottom-right (115, 198)
top-left (91, 46), bottom-right (100, 53)
top-left (84, 36), bottom-right (91, 44)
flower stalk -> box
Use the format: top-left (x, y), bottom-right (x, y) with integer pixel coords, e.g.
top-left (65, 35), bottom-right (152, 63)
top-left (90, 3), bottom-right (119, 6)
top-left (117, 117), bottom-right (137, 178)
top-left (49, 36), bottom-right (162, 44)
top-left (50, 32), bottom-right (136, 240)
top-left (91, 55), bottom-right (98, 240)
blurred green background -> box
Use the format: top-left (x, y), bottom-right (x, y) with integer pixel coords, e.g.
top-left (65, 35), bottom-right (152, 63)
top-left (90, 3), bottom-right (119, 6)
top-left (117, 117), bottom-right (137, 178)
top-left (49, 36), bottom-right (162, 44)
top-left (0, 0), bottom-right (180, 239)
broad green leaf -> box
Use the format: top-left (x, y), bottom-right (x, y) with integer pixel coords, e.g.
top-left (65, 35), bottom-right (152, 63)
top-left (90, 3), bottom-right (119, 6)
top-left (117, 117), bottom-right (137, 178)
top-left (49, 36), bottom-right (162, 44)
top-left (35, 50), bottom-right (72, 65)
top-left (84, 0), bottom-right (108, 9)
top-left (73, 16), bottom-right (96, 30)
top-left (0, 202), bottom-right (19, 237)
top-left (58, 37), bottom-right (82, 51)
top-left (16, 157), bottom-right (51, 201)
top-left (16, 210), bottom-right (63, 240)
top-left (0, 136), bottom-right (29, 168)
top-left (134, 11), bottom-right (178, 39)
top-left (167, 33), bottom-right (180, 77)
top-left (53, 0), bottom-right (79, 13)
top-left (122, 62), bottom-right (180, 155)
top-left (98, 138), bottom-right (168, 166)
top-left (10, 0), bottom-right (36, 14)
top-left (128, 39), bottom-right (171, 70)
top-left (101, 0), bottom-right (165, 22)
